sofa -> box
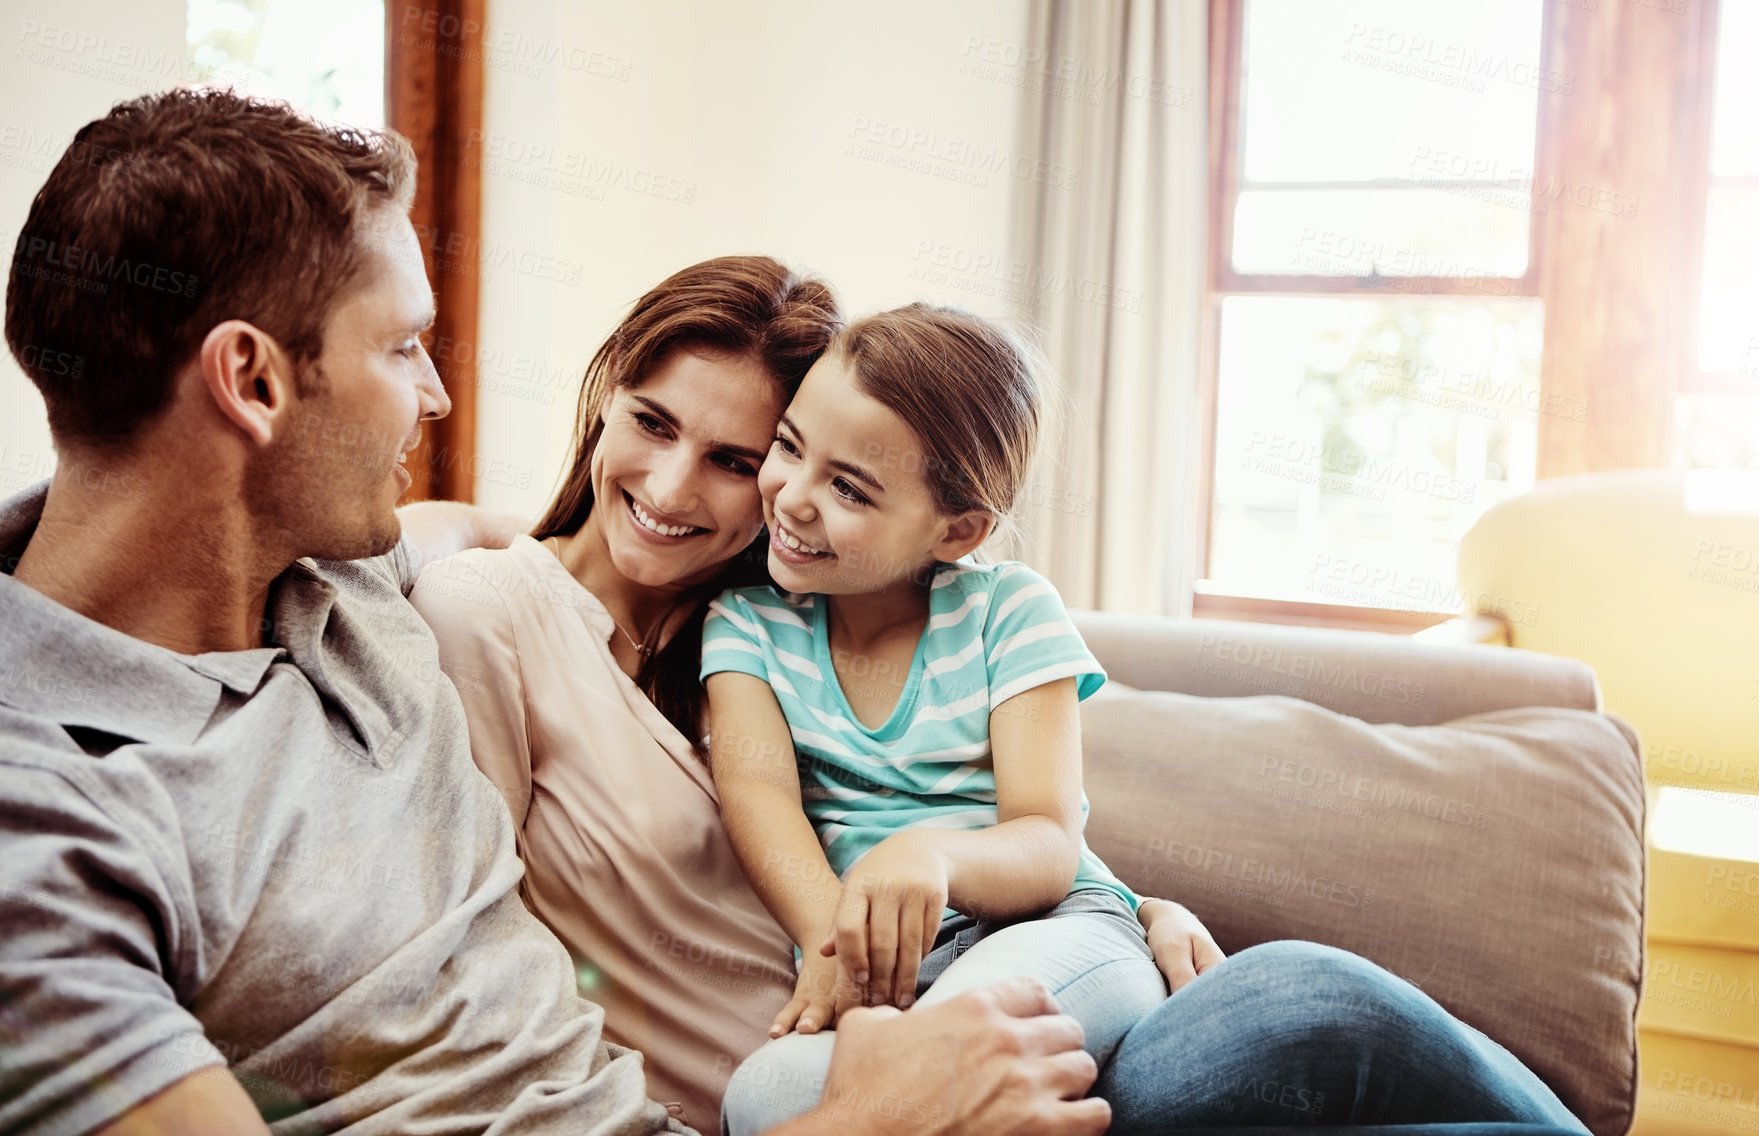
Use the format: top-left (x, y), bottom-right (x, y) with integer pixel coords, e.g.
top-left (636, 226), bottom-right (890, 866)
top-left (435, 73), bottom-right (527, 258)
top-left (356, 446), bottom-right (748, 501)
top-left (1437, 469), bottom-right (1759, 1136)
top-left (1069, 611), bottom-right (1646, 1136)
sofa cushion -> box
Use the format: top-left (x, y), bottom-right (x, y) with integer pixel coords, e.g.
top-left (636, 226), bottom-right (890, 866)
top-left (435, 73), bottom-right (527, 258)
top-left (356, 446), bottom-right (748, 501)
top-left (1080, 686), bottom-right (1644, 1136)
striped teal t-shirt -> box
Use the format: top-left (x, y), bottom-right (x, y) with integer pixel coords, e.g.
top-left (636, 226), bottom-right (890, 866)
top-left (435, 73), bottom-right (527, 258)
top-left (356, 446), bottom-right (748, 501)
top-left (700, 559), bottom-right (1137, 912)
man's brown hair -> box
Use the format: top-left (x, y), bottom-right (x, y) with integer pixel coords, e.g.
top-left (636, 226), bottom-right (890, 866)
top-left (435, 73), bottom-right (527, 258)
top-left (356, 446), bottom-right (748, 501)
top-left (4, 87), bottom-right (417, 444)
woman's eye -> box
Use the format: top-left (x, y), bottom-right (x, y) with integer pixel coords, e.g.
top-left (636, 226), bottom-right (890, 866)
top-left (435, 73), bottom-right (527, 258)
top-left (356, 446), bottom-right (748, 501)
top-left (832, 478), bottom-right (870, 506)
top-left (634, 413), bottom-right (668, 436)
top-left (712, 453), bottom-right (756, 475)
top-left (396, 341), bottom-right (421, 358)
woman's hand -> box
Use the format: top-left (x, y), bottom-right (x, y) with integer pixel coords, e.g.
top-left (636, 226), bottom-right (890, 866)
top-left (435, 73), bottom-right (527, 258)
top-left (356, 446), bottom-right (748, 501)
top-left (822, 831), bottom-right (949, 1009)
top-left (772, 948), bottom-right (860, 1037)
top-left (1136, 896), bottom-right (1226, 993)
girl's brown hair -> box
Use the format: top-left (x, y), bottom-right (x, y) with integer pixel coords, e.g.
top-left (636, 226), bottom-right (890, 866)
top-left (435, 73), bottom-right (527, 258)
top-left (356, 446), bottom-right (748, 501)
top-left (832, 304), bottom-right (1048, 543)
top-left (534, 255), bottom-right (841, 743)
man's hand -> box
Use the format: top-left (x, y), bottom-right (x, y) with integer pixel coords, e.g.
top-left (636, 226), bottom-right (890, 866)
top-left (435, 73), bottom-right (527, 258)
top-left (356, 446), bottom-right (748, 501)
top-left (1136, 896), bottom-right (1226, 993)
top-left (770, 976), bottom-right (1108, 1136)
top-left (822, 831), bottom-right (948, 1008)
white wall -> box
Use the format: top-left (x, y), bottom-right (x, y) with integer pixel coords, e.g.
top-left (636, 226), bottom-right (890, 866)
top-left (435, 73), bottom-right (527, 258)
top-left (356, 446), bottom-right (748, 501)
top-left (0, 0), bottom-right (1032, 516)
top-left (470, 0), bottom-right (1031, 515)
top-left (0, 0), bottom-right (188, 497)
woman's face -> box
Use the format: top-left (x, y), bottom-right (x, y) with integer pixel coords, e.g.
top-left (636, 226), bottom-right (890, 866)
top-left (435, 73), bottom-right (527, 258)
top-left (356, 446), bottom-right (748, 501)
top-left (587, 348), bottom-right (783, 591)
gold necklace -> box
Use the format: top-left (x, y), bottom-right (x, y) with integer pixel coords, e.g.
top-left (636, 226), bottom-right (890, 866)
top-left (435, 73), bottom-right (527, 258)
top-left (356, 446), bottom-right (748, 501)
top-left (544, 536), bottom-right (652, 657)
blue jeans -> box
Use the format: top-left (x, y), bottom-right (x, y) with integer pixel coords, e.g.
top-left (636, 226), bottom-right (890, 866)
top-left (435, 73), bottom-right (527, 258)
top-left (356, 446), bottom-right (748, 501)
top-left (723, 889), bottom-right (1166, 1136)
top-left (724, 934), bottom-right (1590, 1135)
top-left (1097, 941), bottom-right (1590, 1133)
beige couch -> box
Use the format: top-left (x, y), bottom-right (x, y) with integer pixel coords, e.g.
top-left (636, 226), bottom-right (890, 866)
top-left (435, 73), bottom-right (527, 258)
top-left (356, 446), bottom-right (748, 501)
top-left (1071, 611), bottom-right (1645, 1136)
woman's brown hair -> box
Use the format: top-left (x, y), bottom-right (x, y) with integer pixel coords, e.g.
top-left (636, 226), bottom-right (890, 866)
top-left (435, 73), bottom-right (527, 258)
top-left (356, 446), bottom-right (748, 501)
top-left (534, 255), bottom-right (841, 744)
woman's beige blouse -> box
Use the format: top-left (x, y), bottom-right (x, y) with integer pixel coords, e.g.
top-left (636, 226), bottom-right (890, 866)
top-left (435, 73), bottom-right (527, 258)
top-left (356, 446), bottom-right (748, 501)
top-left (409, 537), bottom-right (795, 1133)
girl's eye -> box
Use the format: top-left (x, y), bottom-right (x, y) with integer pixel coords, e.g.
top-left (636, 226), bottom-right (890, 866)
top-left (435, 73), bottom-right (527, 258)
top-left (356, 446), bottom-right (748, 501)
top-left (773, 435), bottom-right (800, 457)
top-left (832, 478), bottom-right (870, 506)
top-left (634, 413), bottom-right (668, 436)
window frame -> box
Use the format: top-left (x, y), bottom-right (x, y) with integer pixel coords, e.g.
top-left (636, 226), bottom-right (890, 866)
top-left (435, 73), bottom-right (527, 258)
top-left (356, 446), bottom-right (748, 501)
top-left (386, 0), bottom-right (485, 503)
top-left (1681, 0), bottom-right (1757, 395)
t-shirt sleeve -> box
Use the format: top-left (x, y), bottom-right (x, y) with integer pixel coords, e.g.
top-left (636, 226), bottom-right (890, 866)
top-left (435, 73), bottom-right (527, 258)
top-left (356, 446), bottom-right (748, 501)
top-left (699, 590), bottom-right (772, 683)
top-left (982, 564), bottom-right (1107, 710)
top-left (0, 759), bottom-right (226, 1136)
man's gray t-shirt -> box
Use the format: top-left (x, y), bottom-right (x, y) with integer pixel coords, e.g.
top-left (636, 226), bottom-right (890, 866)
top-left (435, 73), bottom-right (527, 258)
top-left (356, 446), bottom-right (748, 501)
top-left (0, 484), bottom-right (688, 1136)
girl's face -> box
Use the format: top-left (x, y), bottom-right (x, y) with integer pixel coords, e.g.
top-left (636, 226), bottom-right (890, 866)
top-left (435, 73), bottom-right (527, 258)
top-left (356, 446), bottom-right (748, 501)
top-left (587, 348), bottom-right (782, 591)
top-left (759, 354), bottom-right (979, 597)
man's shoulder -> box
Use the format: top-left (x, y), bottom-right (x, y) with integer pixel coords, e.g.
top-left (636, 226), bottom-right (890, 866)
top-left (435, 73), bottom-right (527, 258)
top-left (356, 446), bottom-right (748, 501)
top-left (309, 538), bottom-right (419, 600)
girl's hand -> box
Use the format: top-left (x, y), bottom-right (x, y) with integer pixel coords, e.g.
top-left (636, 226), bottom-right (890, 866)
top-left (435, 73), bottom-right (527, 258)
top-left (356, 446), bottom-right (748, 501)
top-left (1135, 896), bottom-right (1226, 993)
top-left (771, 949), bottom-right (858, 1037)
top-left (822, 831), bottom-right (948, 1009)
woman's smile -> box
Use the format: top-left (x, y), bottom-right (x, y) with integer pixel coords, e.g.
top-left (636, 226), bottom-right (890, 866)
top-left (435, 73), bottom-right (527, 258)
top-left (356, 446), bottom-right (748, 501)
top-left (623, 489), bottom-right (708, 540)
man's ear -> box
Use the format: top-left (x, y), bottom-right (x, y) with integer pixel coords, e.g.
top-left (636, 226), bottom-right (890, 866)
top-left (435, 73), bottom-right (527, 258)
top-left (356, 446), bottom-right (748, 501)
top-left (932, 510), bottom-right (997, 563)
top-left (198, 319), bottom-right (293, 446)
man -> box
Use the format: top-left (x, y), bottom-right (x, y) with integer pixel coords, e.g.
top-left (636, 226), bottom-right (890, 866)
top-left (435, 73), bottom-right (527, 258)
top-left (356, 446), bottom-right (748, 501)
top-left (0, 88), bottom-right (1107, 1136)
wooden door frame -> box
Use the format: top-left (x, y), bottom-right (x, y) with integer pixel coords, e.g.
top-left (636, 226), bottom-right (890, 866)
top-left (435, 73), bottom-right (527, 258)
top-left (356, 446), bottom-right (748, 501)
top-left (386, 0), bottom-right (485, 502)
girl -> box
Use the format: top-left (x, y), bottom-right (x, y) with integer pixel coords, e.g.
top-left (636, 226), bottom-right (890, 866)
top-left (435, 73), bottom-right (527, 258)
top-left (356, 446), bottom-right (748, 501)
top-left (702, 305), bottom-right (1167, 1134)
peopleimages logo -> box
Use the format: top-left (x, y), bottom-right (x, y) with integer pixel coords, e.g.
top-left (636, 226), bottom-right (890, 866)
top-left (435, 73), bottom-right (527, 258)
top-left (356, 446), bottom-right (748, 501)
top-left (845, 116), bottom-right (1077, 191)
top-left (1141, 837), bottom-right (1374, 909)
top-left (1342, 23), bottom-right (1575, 94)
top-left (1257, 757), bottom-right (1490, 830)
top-left (12, 236), bottom-right (199, 298)
top-left (1194, 633), bottom-right (1426, 706)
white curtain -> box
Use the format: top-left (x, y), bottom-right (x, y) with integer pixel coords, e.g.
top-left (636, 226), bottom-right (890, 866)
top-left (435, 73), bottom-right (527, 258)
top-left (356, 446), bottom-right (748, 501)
top-left (1002, 0), bottom-right (1208, 617)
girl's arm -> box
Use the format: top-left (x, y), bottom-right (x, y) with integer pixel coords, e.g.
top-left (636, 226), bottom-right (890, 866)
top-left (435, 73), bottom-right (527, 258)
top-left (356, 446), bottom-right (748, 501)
top-left (706, 671), bottom-right (841, 942)
top-left (830, 676), bottom-right (1086, 1008)
top-left (706, 670), bottom-right (854, 1031)
top-left (901, 676), bottom-right (1085, 917)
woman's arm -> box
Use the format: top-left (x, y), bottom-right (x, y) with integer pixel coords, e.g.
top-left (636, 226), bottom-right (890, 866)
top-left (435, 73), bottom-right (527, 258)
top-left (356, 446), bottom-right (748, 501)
top-left (396, 501), bottom-right (527, 571)
top-left (1134, 897), bottom-right (1227, 992)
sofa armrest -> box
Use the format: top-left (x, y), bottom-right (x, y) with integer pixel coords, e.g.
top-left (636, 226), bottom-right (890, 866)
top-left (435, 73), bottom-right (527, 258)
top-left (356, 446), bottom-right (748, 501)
top-left (1411, 614), bottom-right (1511, 646)
top-left (1069, 611), bottom-right (1599, 726)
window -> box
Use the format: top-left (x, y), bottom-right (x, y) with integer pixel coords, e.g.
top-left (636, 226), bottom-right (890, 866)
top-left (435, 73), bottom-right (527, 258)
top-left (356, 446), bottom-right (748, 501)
top-left (1202, 0), bottom-right (1550, 624)
top-left (1695, 0), bottom-right (1759, 381)
top-left (1677, 0), bottom-right (1759, 473)
top-left (185, 0), bottom-right (484, 504)
top-left (187, 0), bottom-right (385, 127)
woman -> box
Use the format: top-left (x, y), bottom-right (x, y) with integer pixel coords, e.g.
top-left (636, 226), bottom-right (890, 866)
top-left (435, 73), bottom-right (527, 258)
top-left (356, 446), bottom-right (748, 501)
top-left (407, 255), bottom-right (1586, 1136)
